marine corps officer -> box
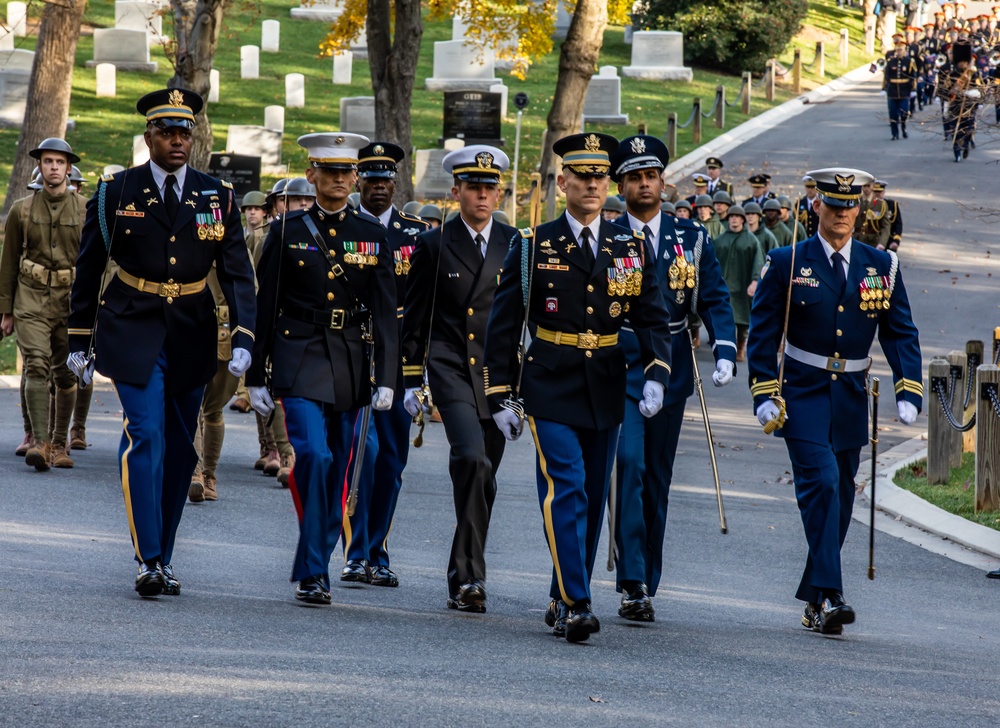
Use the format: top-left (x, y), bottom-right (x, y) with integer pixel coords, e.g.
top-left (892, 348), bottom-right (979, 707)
top-left (483, 132), bottom-right (673, 643)
top-left (748, 168), bottom-right (922, 636)
top-left (67, 89), bottom-right (257, 597)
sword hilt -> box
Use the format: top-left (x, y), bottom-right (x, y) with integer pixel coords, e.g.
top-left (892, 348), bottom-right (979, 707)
top-left (762, 395), bottom-right (787, 434)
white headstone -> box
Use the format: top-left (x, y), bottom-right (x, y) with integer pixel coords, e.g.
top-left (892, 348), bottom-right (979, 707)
top-left (339, 96), bottom-right (375, 138)
top-left (114, 1), bottom-right (164, 39)
top-left (452, 15), bottom-right (470, 40)
top-left (104, 164), bottom-right (126, 175)
top-left (554, 3), bottom-right (572, 40)
top-left (264, 104), bottom-right (284, 132)
top-left (425, 40), bottom-right (500, 91)
top-left (0, 25), bottom-right (15, 50)
top-left (7, 2), bottom-right (27, 37)
top-left (285, 73), bottom-right (304, 108)
top-left (350, 26), bottom-right (369, 60)
top-left (95, 63), bottom-right (117, 98)
top-left (0, 47), bottom-right (32, 127)
top-left (209, 68), bottom-right (220, 102)
top-left (261, 19), bottom-right (280, 53)
top-left (582, 66), bottom-right (628, 124)
top-left (413, 148), bottom-right (456, 199)
top-left (86, 28), bottom-right (157, 72)
top-left (489, 83), bottom-right (508, 119)
top-left (443, 138), bottom-right (465, 151)
top-left (290, 0), bottom-right (343, 21)
top-left (241, 45), bottom-right (259, 79)
top-left (332, 50), bottom-right (352, 85)
top-left (226, 125), bottom-right (283, 167)
top-left (622, 31), bottom-right (693, 82)
top-left (132, 135), bottom-right (150, 166)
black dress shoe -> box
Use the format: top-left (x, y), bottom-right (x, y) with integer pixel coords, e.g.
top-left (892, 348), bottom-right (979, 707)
top-left (454, 580), bottom-right (486, 613)
top-left (161, 564), bottom-right (180, 596)
top-left (986, 568), bottom-right (1000, 579)
top-left (618, 582), bottom-right (655, 622)
top-left (963, 147), bottom-right (970, 159)
top-left (340, 559), bottom-right (371, 584)
top-left (565, 601), bottom-right (600, 643)
top-left (135, 562), bottom-right (164, 598)
top-left (295, 576), bottom-right (332, 605)
top-left (370, 565), bottom-right (399, 587)
top-left (801, 602), bottom-right (822, 632)
top-left (819, 592), bottom-right (855, 634)
top-left (544, 599), bottom-right (569, 638)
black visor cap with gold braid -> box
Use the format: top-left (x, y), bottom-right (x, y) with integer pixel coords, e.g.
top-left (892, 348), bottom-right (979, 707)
top-left (137, 88), bottom-right (203, 130)
top-left (554, 132), bottom-right (618, 178)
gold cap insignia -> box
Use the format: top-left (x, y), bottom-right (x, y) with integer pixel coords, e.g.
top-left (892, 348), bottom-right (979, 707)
top-left (373, 144), bottom-right (384, 155)
top-left (584, 134), bottom-right (601, 152)
top-left (630, 137), bottom-right (646, 154)
top-left (476, 151), bottom-right (494, 169)
top-left (835, 174), bottom-right (855, 192)
top-left (168, 89), bottom-right (185, 107)
top-left (335, 136), bottom-right (345, 144)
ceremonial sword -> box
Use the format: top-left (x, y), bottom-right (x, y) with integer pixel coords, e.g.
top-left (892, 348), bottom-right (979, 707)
top-left (689, 327), bottom-right (728, 534)
top-left (868, 377), bottom-right (880, 580)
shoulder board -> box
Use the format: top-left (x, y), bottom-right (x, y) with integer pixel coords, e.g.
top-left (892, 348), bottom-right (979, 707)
top-left (520, 227), bottom-right (533, 238)
top-left (632, 228), bottom-right (645, 240)
top-left (221, 180), bottom-right (234, 190)
top-left (398, 210), bottom-right (427, 225)
top-left (101, 173), bottom-right (115, 183)
top-left (673, 217), bottom-right (700, 231)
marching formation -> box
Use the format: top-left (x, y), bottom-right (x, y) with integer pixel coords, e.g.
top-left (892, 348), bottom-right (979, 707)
top-left (0, 81), bottom-right (926, 645)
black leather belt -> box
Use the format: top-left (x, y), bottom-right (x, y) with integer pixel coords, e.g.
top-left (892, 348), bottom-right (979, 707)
top-left (282, 303), bottom-right (369, 330)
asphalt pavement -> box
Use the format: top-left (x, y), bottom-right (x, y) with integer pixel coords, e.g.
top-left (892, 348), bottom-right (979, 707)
top-left (2, 78), bottom-right (1000, 726)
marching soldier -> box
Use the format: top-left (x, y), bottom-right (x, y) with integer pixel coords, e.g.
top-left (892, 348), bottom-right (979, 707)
top-left (743, 174), bottom-right (775, 207)
top-left (704, 156), bottom-right (733, 197)
top-left (762, 199), bottom-right (794, 248)
top-left (881, 38), bottom-right (919, 140)
top-left (712, 204), bottom-right (764, 362)
top-left (67, 89), bottom-right (256, 597)
top-left (712, 190), bottom-right (733, 220)
top-left (943, 40), bottom-right (984, 162)
top-left (674, 199), bottom-right (694, 220)
top-left (609, 135), bottom-right (735, 623)
top-left (777, 195), bottom-right (807, 242)
top-left (854, 181), bottom-right (890, 248)
top-left (744, 201), bottom-right (779, 254)
top-left (246, 132), bottom-right (397, 605)
top-left (483, 132), bottom-right (673, 643)
top-left (748, 168), bottom-right (922, 635)
top-left (873, 180), bottom-right (903, 252)
top-left (1, 138), bottom-right (85, 471)
top-left (795, 176), bottom-right (820, 238)
top-left (400, 145), bottom-right (517, 613)
top-left (694, 194), bottom-right (724, 238)
top-left (685, 174), bottom-right (710, 205)
top-left (340, 142), bottom-right (430, 587)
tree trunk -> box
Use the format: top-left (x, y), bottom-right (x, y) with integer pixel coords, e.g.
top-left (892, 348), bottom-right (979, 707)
top-left (537, 0), bottom-right (608, 192)
top-left (367, 0), bottom-right (423, 205)
top-left (169, 0), bottom-right (227, 171)
top-left (1, 0), bottom-right (86, 220)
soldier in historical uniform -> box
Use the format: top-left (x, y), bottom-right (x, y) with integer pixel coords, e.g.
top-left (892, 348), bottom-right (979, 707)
top-left (777, 195), bottom-right (807, 242)
top-left (0, 138), bottom-right (85, 471)
top-left (748, 168), bottom-right (921, 636)
top-left (762, 198), bottom-right (793, 248)
top-left (712, 204), bottom-right (764, 363)
top-left (882, 37), bottom-right (919, 140)
top-left (694, 194), bottom-right (724, 238)
top-left (674, 199), bottom-right (693, 220)
top-left (67, 89), bottom-right (256, 597)
top-left (854, 181), bottom-right (891, 248)
top-left (245, 132), bottom-right (397, 605)
top-left (712, 190), bottom-right (733, 221)
top-left (743, 174), bottom-right (775, 207)
top-left (704, 156), bottom-right (733, 197)
top-left (795, 176), bottom-right (820, 238)
top-left (400, 145), bottom-right (516, 613)
top-left (483, 132), bottom-right (673, 643)
top-left (609, 135), bottom-right (736, 623)
top-left (744, 201), bottom-right (779, 254)
top-left (339, 142), bottom-right (430, 587)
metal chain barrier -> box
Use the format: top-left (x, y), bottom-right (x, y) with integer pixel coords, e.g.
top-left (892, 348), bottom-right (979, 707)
top-left (932, 378), bottom-right (977, 432)
top-left (701, 90), bottom-right (722, 118)
top-left (725, 77), bottom-right (748, 107)
top-left (675, 104), bottom-right (699, 129)
top-left (751, 67), bottom-right (771, 88)
top-left (963, 352), bottom-right (981, 410)
top-left (989, 384), bottom-right (1000, 420)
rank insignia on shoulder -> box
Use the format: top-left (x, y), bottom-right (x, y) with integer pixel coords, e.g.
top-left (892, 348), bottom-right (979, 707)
top-left (520, 227), bottom-right (534, 238)
top-left (221, 181), bottom-right (234, 190)
top-left (101, 173), bottom-right (115, 183)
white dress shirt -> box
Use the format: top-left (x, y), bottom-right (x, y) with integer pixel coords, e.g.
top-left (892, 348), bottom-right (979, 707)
top-left (564, 212), bottom-right (601, 256)
top-left (149, 160), bottom-right (186, 201)
top-left (818, 232), bottom-right (851, 277)
top-left (625, 211), bottom-right (661, 259)
top-left (462, 216), bottom-right (493, 257)
top-left (360, 204), bottom-right (393, 229)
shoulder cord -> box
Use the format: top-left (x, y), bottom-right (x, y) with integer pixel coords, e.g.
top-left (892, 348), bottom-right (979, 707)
top-left (691, 229), bottom-right (703, 313)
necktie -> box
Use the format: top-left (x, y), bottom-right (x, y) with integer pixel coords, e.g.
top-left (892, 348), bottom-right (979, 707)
top-left (642, 225), bottom-right (654, 259)
top-left (830, 251), bottom-right (847, 298)
top-left (475, 232), bottom-right (486, 259)
top-left (164, 173), bottom-right (179, 222)
top-left (580, 227), bottom-right (594, 268)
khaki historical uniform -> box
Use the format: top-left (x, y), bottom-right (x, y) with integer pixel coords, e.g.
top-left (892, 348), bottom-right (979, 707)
top-left (0, 189), bottom-right (85, 466)
top-left (854, 197), bottom-right (891, 248)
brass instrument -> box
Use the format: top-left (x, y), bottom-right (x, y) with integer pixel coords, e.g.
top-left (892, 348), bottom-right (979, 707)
top-left (935, 54), bottom-right (948, 69)
top-left (869, 57), bottom-right (887, 73)
top-left (989, 50), bottom-right (1000, 67)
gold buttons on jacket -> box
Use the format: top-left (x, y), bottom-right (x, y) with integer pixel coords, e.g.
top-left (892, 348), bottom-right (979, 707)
top-left (468, 333), bottom-right (474, 340)
top-left (585, 351), bottom-right (592, 358)
top-left (298, 260), bottom-right (305, 267)
top-left (587, 284), bottom-right (594, 292)
top-left (586, 306), bottom-right (593, 314)
top-left (170, 236), bottom-right (176, 242)
top-left (469, 357), bottom-right (476, 365)
top-left (328, 271), bottom-right (335, 279)
top-left (837, 305), bottom-right (844, 312)
top-left (327, 292), bottom-right (334, 301)
top-left (169, 257), bottom-right (176, 265)
top-left (831, 374), bottom-right (838, 381)
top-left (467, 308), bottom-right (474, 316)
top-left (836, 329), bottom-right (842, 337)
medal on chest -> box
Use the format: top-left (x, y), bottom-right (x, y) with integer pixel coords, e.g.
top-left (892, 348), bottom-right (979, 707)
top-left (607, 255), bottom-right (643, 296)
top-left (343, 241), bottom-right (380, 267)
top-left (667, 244), bottom-right (695, 303)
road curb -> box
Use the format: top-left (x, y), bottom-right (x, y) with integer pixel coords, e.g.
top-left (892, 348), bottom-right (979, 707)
top-left (0, 373), bottom-right (112, 389)
top-left (862, 434), bottom-right (1000, 560)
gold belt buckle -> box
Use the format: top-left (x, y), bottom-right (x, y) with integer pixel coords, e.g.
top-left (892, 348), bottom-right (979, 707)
top-left (576, 333), bottom-right (599, 350)
top-left (329, 309), bottom-right (345, 329)
top-left (159, 282), bottom-right (181, 298)
top-left (826, 356), bottom-right (846, 372)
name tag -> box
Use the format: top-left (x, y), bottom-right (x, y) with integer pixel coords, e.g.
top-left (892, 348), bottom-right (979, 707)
top-left (537, 263), bottom-right (569, 271)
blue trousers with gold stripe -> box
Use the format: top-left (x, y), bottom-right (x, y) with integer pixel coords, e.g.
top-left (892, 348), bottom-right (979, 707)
top-left (115, 350), bottom-right (203, 565)
top-left (785, 438), bottom-right (860, 604)
top-left (343, 407), bottom-right (376, 564)
top-left (283, 397), bottom-right (355, 583)
top-left (528, 417), bottom-right (618, 607)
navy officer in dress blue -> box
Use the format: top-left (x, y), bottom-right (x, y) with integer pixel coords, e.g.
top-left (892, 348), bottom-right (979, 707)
top-left (484, 132), bottom-right (673, 643)
top-left (340, 141), bottom-right (430, 587)
top-left (67, 88), bottom-right (257, 598)
top-left (245, 133), bottom-right (398, 605)
top-left (748, 167), bottom-right (922, 636)
top-left (610, 135), bottom-right (736, 623)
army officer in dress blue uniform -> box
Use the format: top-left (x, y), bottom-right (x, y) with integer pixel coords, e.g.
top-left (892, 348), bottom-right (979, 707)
top-left (245, 133), bottom-right (398, 605)
top-left (67, 89), bottom-right (257, 597)
top-left (748, 168), bottom-right (922, 636)
top-left (340, 142), bottom-right (430, 587)
top-left (610, 136), bottom-right (737, 623)
top-left (484, 133), bottom-right (673, 643)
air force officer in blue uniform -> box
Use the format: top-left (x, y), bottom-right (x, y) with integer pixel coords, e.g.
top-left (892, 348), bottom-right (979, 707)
top-left (748, 168), bottom-right (922, 635)
top-left (67, 89), bottom-right (257, 598)
top-left (610, 136), bottom-right (736, 622)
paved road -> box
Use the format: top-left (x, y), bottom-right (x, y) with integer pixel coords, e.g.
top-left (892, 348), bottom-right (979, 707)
top-left (2, 79), bottom-right (1000, 726)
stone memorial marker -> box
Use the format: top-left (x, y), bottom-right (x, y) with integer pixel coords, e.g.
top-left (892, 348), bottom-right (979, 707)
top-left (133, 134), bottom-right (150, 166)
top-left (264, 105), bottom-right (284, 133)
top-left (350, 26), bottom-right (369, 60)
top-left (241, 45), bottom-right (258, 79)
top-left (209, 68), bottom-right (219, 102)
top-left (425, 40), bottom-right (500, 91)
top-left (582, 66), bottom-right (628, 124)
top-left (413, 149), bottom-right (455, 200)
top-left (452, 15), bottom-right (469, 40)
top-left (262, 19), bottom-right (280, 53)
top-left (622, 30), bottom-right (693, 81)
top-left (290, 0), bottom-right (342, 21)
top-left (114, 1), bottom-right (165, 39)
top-left (7, 2), bottom-right (26, 37)
top-left (86, 28), bottom-right (157, 72)
top-left (489, 83), bottom-right (508, 119)
top-left (208, 153), bottom-right (261, 203)
top-left (285, 73), bottom-right (305, 108)
top-left (226, 125), bottom-right (283, 169)
top-left (332, 50), bottom-right (352, 85)
top-left (0, 27), bottom-right (12, 51)
top-left (0, 47), bottom-right (32, 127)
top-left (104, 164), bottom-right (126, 175)
top-left (441, 90), bottom-right (503, 146)
top-left (96, 63), bottom-right (117, 98)
top-left (339, 96), bottom-right (375, 138)
top-left (443, 138), bottom-right (465, 151)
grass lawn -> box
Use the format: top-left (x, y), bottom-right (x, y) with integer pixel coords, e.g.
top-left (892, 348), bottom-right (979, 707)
top-left (893, 454), bottom-right (1000, 532)
top-left (0, 334), bottom-right (17, 374)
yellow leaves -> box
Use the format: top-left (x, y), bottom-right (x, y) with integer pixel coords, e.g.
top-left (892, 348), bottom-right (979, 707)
top-left (607, 0), bottom-right (631, 26)
top-left (318, 0), bottom-right (369, 56)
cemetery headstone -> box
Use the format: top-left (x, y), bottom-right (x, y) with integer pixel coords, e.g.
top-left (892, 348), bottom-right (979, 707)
top-left (86, 28), bottom-right (157, 72)
top-left (332, 50), bottom-right (352, 85)
top-left (262, 19), bottom-right (280, 53)
top-left (290, 0), bottom-right (343, 21)
top-left (7, 2), bottom-right (26, 37)
top-left (286, 73), bottom-right (305, 108)
top-left (133, 134), bottom-right (150, 166)
top-left (96, 63), bottom-right (117, 98)
top-left (208, 153), bottom-right (261, 204)
top-left (0, 27), bottom-right (12, 51)
top-left (413, 149), bottom-right (456, 199)
top-left (425, 40), bottom-right (500, 91)
top-left (554, 3), bottom-right (572, 40)
top-left (582, 66), bottom-right (628, 124)
top-left (0, 47), bottom-right (32, 128)
top-left (226, 125), bottom-right (283, 170)
top-left (339, 96), bottom-right (375, 138)
top-left (622, 31), bottom-right (693, 81)
top-left (209, 69), bottom-right (220, 103)
top-left (264, 105), bottom-right (284, 133)
top-left (441, 90), bottom-right (503, 146)
top-left (114, 1), bottom-right (165, 40)
top-left (241, 45), bottom-right (259, 79)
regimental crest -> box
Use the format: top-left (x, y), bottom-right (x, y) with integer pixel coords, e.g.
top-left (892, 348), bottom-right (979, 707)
top-left (168, 89), bottom-right (185, 107)
top-left (476, 151), bottom-right (494, 169)
top-left (584, 134), bottom-right (601, 152)
top-left (630, 137), bottom-right (646, 154)
top-left (835, 174), bottom-right (855, 192)
top-left (373, 144), bottom-right (384, 155)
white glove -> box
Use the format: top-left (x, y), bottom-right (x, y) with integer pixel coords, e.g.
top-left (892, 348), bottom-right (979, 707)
top-left (372, 386), bottom-right (393, 411)
top-left (756, 400), bottom-right (781, 426)
top-left (880, 89), bottom-right (887, 97)
top-left (909, 91), bottom-right (917, 99)
top-left (403, 387), bottom-right (422, 417)
top-left (228, 347), bottom-right (252, 377)
top-left (712, 359), bottom-right (735, 387)
top-left (897, 400), bottom-right (918, 425)
top-left (638, 381), bottom-right (665, 419)
top-left (67, 351), bottom-right (95, 387)
top-left (248, 386), bottom-right (275, 418)
top-left (492, 409), bottom-right (522, 441)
